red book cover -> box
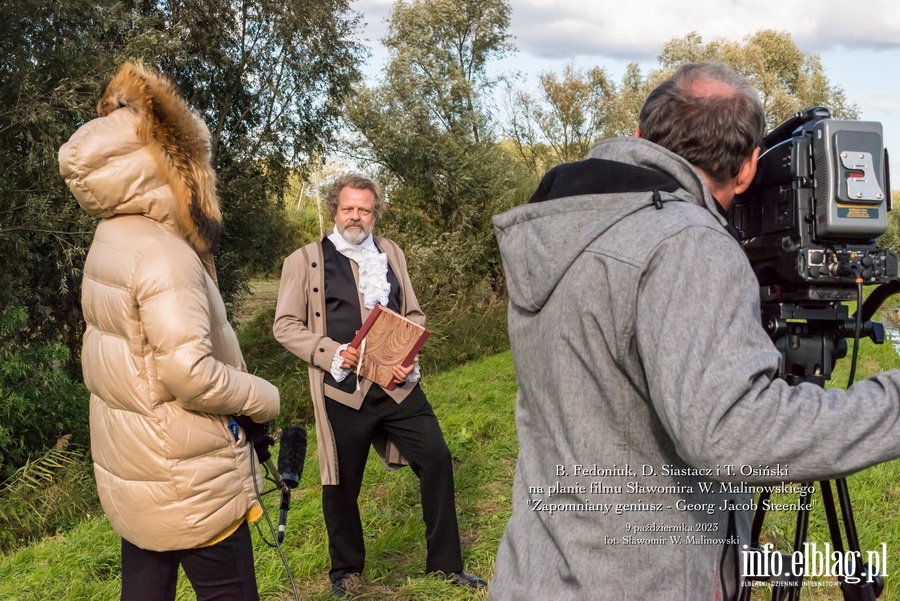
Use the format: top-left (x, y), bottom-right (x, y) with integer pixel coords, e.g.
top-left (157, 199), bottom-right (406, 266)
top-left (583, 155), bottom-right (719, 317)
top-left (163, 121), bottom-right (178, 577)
top-left (350, 304), bottom-right (430, 390)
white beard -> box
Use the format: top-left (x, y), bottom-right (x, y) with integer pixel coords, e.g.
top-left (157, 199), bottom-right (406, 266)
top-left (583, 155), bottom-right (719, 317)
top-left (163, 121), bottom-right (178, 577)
top-left (338, 223), bottom-right (370, 245)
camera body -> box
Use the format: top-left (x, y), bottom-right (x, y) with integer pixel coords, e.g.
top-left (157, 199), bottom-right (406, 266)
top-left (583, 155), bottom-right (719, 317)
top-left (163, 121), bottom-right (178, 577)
top-left (729, 107), bottom-right (895, 301)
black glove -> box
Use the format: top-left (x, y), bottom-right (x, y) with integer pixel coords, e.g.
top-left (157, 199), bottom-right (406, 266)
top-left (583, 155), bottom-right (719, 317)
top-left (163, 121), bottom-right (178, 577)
top-left (233, 415), bottom-right (275, 463)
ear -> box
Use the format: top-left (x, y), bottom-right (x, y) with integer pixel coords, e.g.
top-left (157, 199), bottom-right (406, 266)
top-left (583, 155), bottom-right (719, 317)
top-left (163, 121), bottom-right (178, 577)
top-left (634, 127), bottom-right (641, 138)
top-left (734, 147), bottom-right (760, 195)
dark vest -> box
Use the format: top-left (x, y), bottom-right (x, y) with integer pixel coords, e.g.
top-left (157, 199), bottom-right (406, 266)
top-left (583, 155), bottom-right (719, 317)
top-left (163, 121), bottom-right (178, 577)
top-left (322, 237), bottom-right (401, 391)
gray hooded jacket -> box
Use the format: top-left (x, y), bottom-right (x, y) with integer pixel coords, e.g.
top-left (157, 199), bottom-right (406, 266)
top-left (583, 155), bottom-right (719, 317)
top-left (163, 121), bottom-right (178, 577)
top-left (490, 137), bottom-right (900, 600)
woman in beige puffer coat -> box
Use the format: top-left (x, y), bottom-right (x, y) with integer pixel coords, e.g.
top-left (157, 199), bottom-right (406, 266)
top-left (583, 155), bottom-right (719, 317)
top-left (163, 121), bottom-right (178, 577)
top-left (59, 61), bottom-right (279, 601)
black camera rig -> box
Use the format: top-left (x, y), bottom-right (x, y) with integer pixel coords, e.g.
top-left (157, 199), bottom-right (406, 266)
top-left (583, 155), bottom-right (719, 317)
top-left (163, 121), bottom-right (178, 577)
top-left (728, 107), bottom-right (895, 391)
top-left (730, 108), bottom-right (895, 601)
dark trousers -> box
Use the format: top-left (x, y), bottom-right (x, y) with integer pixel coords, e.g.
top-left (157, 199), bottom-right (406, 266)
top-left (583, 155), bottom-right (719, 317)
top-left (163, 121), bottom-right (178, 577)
top-left (323, 385), bottom-right (463, 582)
top-left (120, 520), bottom-right (260, 601)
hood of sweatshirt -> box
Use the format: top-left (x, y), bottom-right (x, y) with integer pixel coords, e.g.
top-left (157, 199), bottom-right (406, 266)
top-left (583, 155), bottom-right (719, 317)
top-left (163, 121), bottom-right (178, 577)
top-left (492, 136), bottom-right (720, 313)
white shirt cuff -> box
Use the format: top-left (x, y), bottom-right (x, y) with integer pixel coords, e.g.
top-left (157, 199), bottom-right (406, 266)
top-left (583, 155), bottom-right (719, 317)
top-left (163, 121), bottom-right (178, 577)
top-left (405, 361), bottom-right (421, 384)
top-left (331, 344), bottom-right (351, 382)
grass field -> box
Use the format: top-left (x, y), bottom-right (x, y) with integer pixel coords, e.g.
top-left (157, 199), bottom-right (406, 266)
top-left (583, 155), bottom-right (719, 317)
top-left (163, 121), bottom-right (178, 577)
top-left (3, 304), bottom-right (900, 599)
top-left (0, 352), bottom-right (517, 601)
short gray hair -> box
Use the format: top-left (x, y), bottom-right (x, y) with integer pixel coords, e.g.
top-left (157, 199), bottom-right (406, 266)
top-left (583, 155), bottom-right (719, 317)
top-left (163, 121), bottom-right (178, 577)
top-left (638, 61), bottom-right (765, 185)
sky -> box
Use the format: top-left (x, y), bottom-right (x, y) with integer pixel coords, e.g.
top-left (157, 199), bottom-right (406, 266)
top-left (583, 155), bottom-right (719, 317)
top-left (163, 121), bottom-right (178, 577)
top-left (352, 0), bottom-right (900, 190)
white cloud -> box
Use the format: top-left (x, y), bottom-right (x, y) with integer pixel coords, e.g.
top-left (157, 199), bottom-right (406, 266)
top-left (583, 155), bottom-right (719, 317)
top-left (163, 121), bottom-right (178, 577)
top-left (354, 0), bottom-right (900, 61)
top-left (509, 0), bottom-right (899, 59)
top-left (856, 91), bottom-right (900, 116)
top-left (351, 0), bottom-right (900, 185)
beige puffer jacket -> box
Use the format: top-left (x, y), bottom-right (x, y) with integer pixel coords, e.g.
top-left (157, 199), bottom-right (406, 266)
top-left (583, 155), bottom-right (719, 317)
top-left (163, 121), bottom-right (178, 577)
top-left (59, 62), bottom-right (279, 552)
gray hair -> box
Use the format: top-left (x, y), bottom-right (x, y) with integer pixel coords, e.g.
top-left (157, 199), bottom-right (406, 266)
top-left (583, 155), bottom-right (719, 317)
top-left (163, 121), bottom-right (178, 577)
top-left (325, 173), bottom-right (385, 222)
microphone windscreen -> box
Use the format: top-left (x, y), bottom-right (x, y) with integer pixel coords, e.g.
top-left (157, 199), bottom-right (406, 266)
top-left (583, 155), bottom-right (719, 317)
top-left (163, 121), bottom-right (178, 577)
top-left (277, 425), bottom-right (307, 489)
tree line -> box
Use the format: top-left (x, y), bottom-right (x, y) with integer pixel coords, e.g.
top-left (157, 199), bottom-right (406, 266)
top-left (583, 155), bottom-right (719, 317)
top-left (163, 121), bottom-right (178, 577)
top-left (0, 0), bottom-right (863, 480)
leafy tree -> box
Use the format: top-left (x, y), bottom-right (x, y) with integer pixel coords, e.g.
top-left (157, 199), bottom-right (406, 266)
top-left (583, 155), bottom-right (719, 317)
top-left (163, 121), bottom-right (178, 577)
top-left (136, 0), bottom-right (365, 304)
top-left (1, 0), bottom-right (363, 346)
top-left (383, 0), bottom-right (513, 145)
top-left (505, 64), bottom-right (627, 172)
top-left (345, 0), bottom-right (517, 308)
top-left (0, 0), bottom-right (147, 352)
top-left (503, 30), bottom-right (858, 178)
top-left (0, 0), bottom-right (153, 480)
top-left (607, 62), bottom-right (654, 140)
top-left (657, 30), bottom-right (859, 128)
top-left (0, 0), bottom-right (363, 475)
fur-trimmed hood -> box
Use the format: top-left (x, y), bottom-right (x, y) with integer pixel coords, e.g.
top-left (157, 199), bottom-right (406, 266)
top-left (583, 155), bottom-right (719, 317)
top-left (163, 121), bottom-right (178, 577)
top-left (62, 63), bottom-right (281, 551)
top-left (60, 61), bottom-right (221, 255)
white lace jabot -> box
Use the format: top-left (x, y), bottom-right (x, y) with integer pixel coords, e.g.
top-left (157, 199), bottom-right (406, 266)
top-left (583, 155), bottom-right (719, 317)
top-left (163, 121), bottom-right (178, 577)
top-left (328, 230), bottom-right (390, 309)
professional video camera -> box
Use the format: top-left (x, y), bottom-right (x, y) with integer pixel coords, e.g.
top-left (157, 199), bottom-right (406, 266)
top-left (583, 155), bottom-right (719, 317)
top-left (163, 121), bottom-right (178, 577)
top-left (729, 107), bottom-right (895, 387)
top-left (729, 108), bottom-right (896, 601)
top-left (730, 106), bottom-right (894, 296)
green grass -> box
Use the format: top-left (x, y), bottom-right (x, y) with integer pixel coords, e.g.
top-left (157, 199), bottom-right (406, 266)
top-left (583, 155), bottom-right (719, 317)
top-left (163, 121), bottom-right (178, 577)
top-left (0, 352), bottom-right (517, 601)
top-left (4, 300), bottom-right (900, 600)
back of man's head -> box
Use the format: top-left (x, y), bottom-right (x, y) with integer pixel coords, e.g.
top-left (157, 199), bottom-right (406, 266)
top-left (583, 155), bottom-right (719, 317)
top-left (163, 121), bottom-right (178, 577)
top-left (638, 61), bottom-right (765, 187)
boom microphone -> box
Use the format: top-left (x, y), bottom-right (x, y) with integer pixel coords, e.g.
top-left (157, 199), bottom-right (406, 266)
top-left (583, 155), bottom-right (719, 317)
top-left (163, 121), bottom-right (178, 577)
top-left (276, 425), bottom-right (307, 543)
top-left (277, 426), bottom-right (307, 488)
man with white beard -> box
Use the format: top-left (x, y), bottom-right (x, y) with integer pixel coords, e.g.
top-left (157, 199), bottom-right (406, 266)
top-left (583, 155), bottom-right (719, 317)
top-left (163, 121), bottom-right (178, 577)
top-left (274, 173), bottom-right (486, 598)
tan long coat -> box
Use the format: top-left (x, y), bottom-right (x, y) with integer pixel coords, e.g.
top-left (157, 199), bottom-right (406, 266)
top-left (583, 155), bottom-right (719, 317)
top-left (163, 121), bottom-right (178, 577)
top-left (273, 236), bottom-right (425, 485)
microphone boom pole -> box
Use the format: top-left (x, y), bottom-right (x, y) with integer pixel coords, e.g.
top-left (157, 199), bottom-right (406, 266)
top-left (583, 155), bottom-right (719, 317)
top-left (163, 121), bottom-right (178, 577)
top-left (275, 426), bottom-right (307, 543)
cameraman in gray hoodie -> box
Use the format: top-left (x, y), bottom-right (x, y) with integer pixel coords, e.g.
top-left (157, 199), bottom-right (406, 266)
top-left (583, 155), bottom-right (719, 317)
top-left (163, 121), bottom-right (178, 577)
top-left (490, 60), bottom-right (900, 600)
